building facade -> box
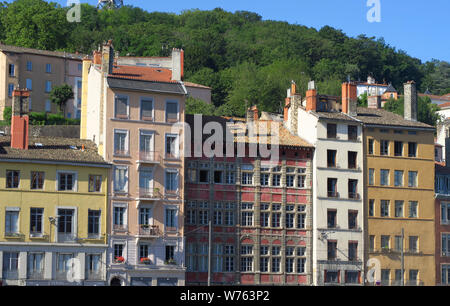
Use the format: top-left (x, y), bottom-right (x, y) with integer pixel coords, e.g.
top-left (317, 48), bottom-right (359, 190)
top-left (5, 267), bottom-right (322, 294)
top-left (0, 44), bottom-right (84, 120)
top-left (284, 82), bottom-right (365, 285)
top-left (81, 41), bottom-right (187, 286)
top-left (435, 150), bottom-right (450, 286)
top-left (184, 112), bottom-right (314, 285)
top-left (0, 90), bottom-right (110, 286)
top-left (360, 82), bottom-right (436, 286)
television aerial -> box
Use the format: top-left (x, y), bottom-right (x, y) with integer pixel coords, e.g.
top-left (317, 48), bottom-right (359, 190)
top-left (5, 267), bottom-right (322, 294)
top-left (97, 0), bottom-right (124, 9)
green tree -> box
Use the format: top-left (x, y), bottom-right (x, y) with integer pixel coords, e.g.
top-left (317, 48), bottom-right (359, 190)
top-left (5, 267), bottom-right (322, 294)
top-left (383, 96), bottom-right (440, 126)
top-left (185, 97), bottom-right (216, 115)
top-left (49, 84), bottom-right (74, 117)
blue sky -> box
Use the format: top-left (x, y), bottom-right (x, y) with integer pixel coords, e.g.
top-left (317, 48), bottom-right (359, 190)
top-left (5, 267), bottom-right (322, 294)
top-left (31, 0), bottom-right (450, 62)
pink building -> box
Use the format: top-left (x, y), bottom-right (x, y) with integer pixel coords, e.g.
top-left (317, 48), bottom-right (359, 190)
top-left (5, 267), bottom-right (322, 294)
top-left (81, 41), bottom-right (186, 286)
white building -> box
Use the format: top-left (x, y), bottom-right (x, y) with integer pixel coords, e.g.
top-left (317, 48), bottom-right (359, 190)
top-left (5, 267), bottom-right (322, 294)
top-left (284, 81), bottom-right (365, 285)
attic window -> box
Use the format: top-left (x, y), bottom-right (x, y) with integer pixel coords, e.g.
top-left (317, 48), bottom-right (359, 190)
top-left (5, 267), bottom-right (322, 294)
top-left (156, 69), bottom-right (163, 73)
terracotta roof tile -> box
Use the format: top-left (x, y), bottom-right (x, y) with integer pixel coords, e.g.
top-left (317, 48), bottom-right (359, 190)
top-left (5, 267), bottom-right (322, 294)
top-left (109, 65), bottom-right (175, 83)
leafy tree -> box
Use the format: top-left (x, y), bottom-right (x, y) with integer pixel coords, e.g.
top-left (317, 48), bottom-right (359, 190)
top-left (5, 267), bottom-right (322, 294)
top-left (185, 97), bottom-right (216, 115)
top-left (383, 96), bottom-right (440, 126)
top-left (49, 84), bottom-right (74, 116)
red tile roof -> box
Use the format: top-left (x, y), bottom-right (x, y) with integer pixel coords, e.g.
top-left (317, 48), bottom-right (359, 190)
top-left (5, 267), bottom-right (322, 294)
top-left (109, 65), bottom-right (175, 83)
top-left (439, 102), bottom-right (450, 109)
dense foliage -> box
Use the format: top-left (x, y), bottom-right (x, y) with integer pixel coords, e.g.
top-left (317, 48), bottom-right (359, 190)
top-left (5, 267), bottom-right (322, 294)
top-left (1, 107), bottom-right (80, 125)
top-left (383, 96), bottom-right (441, 126)
top-left (0, 0), bottom-right (448, 120)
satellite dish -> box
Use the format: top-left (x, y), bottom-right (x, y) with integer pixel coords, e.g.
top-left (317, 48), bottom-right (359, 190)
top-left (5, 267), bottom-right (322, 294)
top-left (97, 0), bottom-right (123, 9)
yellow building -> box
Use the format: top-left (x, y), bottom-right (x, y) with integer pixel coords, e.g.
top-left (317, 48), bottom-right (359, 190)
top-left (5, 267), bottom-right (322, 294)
top-left (357, 85), bottom-right (436, 286)
top-left (0, 135), bottom-right (111, 286)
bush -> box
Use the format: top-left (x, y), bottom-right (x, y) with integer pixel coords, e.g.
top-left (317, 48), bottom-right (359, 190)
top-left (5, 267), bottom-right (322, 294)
top-left (3, 107), bottom-right (12, 123)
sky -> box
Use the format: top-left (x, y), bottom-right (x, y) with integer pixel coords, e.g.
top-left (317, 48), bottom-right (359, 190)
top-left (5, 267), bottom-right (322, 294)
top-left (37, 0), bottom-right (450, 63)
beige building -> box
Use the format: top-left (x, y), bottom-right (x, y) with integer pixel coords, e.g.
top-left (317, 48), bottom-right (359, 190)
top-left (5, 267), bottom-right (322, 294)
top-left (0, 44), bottom-right (85, 120)
top-left (81, 41), bottom-right (187, 286)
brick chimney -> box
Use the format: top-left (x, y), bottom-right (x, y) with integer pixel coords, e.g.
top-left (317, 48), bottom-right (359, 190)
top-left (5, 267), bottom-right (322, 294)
top-left (404, 81), bottom-right (417, 121)
top-left (306, 81), bottom-right (317, 112)
top-left (11, 89), bottom-right (30, 150)
top-left (368, 95), bottom-right (381, 109)
top-left (101, 40), bottom-right (114, 75)
top-left (93, 50), bottom-right (102, 65)
top-left (342, 82), bottom-right (357, 116)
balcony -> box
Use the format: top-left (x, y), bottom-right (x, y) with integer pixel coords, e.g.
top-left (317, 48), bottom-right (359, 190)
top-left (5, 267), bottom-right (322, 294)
top-left (113, 149), bottom-right (130, 157)
top-left (113, 224), bottom-right (128, 233)
top-left (138, 151), bottom-right (161, 164)
top-left (348, 193), bottom-right (360, 200)
top-left (327, 191), bottom-right (339, 198)
top-left (138, 188), bottom-right (162, 200)
top-left (138, 225), bottom-right (160, 238)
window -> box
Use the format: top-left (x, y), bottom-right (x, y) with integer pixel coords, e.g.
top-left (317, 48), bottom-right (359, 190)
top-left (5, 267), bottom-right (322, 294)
top-left (114, 95), bottom-right (129, 119)
top-left (368, 139), bottom-right (374, 155)
top-left (297, 205), bottom-right (306, 229)
top-left (272, 174), bottom-right (281, 186)
top-left (271, 209), bottom-right (281, 228)
top-left (113, 166), bottom-right (128, 193)
top-left (45, 81), bottom-right (52, 93)
top-left (139, 244), bottom-right (149, 261)
top-left (271, 247), bottom-right (281, 273)
top-left (166, 101), bottom-right (179, 123)
top-left (286, 175), bottom-right (295, 187)
top-left (113, 205), bottom-right (126, 230)
top-left (78, 63), bottom-right (82, 71)
top-left (8, 64), bottom-right (15, 76)
top-left (57, 209), bottom-right (74, 235)
top-left (297, 168), bottom-right (306, 188)
top-left (409, 270), bottom-right (418, 285)
top-left (327, 210), bottom-right (336, 228)
top-left (394, 236), bottom-right (403, 252)
top-left (346, 271), bottom-right (359, 284)
top-left (380, 200), bottom-right (390, 217)
top-left (89, 175), bottom-right (102, 192)
top-left (25, 61), bottom-right (32, 71)
top-left (368, 168), bottom-right (374, 185)
top-left (198, 202), bottom-right (209, 225)
top-left (31, 172), bottom-right (44, 190)
top-left (241, 172), bottom-right (253, 185)
top-left (199, 169), bottom-right (209, 183)
top-left (6, 170), bottom-right (19, 188)
top-left (442, 265), bottom-right (450, 285)
top-left (381, 235), bottom-right (390, 250)
top-left (442, 234), bottom-right (450, 257)
top-left (5, 209), bottom-right (19, 235)
top-left (241, 203), bottom-right (254, 226)
top-left (224, 245), bottom-right (234, 272)
top-left (348, 125), bottom-right (357, 141)
top-left (327, 241), bottom-right (337, 260)
top-left (441, 203), bottom-right (450, 224)
top-left (394, 170), bottom-right (403, 187)
top-left (165, 208), bottom-right (177, 229)
top-left (114, 130), bottom-right (129, 156)
top-left (8, 84), bottom-right (14, 97)
top-left (381, 269), bottom-right (390, 285)
top-left (45, 99), bottom-right (51, 112)
top-left (408, 142), bottom-right (417, 157)
top-left (260, 246), bottom-right (269, 272)
top-left (327, 150), bottom-right (336, 167)
top-left (141, 98), bottom-right (153, 121)
top-left (348, 151), bottom-right (357, 169)
top-left (409, 236), bottom-right (418, 253)
top-left (3, 252), bottom-right (19, 280)
top-left (369, 236), bottom-right (375, 252)
top-left (58, 172), bottom-right (76, 191)
top-left (348, 179), bottom-right (358, 199)
top-left (394, 141), bottom-right (403, 156)
top-left (224, 203), bottom-right (234, 226)
top-left (348, 211), bottom-right (358, 229)
top-left (113, 244), bottom-right (124, 261)
top-left (30, 208), bottom-right (43, 235)
top-left (165, 134), bottom-right (179, 159)
top-left (88, 210), bottom-right (101, 237)
top-left (327, 124), bottom-right (337, 139)
top-left (240, 245), bottom-right (253, 272)
top-left (225, 165), bottom-right (235, 184)
top-left (380, 140), bottom-right (389, 156)
top-left (45, 63), bottom-right (52, 73)
top-left (348, 242), bottom-right (358, 261)
top-left (369, 199), bottom-right (374, 216)
top-left (214, 170), bottom-right (223, 184)
top-left (327, 178), bottom-right (338, 197)
top-left (408, 201), bottom-right (418, 218)
top-left (26, 78), bottom-right (32, 90)
top-left (28, 253), bottom-right (44, 279)
top-left (325, 271), bottom-right (338, 283)
top-left (86, 254), bottom-right (101, 279)
top-left (165, 170), bottom-right (178, 193)
top-left (380, 169), bottom-right (389, 186)
top-left (408, 171), bottom-right (418, 187)
top-left (395, 201), bottom-right (404, 217)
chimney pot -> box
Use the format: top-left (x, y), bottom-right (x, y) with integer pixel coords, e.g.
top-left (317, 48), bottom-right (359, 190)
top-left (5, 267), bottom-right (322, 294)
top-left (404, 81), bottom-right (417, 121)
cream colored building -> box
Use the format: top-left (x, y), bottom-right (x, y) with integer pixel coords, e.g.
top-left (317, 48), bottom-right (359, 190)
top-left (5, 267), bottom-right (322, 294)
top-left (0, 44), bottom-right (84, 120)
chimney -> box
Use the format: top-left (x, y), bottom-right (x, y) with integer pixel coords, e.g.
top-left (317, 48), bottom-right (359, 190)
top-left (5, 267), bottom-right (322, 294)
top-left (11, 89), bottom-right (30, 150)
top-left (101, 40), bottom-right (114, 75)
top-left (251, 105), bottom-right (259, 121)
top-left (246, 106), bottom-right (254, 122)
top-left (171, 48), bottom-right (183, 81)
top-left (404, 81), bottom-right (417, 121)
top-left (368, 95), bottom-right (381, 109)
top-left (446, 138), bottom-right (450, 168)
top-left (93, 50), bottom-right (102, 65)
top-left (306, 81), bottom-right (317, 112)
top-left (284, 97), bottom-right (290, 122)
top-left (342, 82), bottom-right (357, 116)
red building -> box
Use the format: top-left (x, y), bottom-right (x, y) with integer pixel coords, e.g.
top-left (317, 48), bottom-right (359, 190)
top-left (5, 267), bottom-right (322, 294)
top-left (435, 161), bottom-right (450, 286)
top-left (184, 109), bottom-right (314, 285)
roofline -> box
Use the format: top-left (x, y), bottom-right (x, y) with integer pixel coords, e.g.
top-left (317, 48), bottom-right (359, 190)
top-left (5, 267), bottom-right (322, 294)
top-left (107, 77), bottom-right (187, 95)
top-left (363, 123), bottom-right (435, 131)
top-left (0, 158), bottom-right (112, 168)
top-left (0, 46), bottom-right (85, 61)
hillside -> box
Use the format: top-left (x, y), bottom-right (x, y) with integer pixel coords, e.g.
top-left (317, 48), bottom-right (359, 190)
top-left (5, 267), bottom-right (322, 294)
top-left (0, 0), bottom-right (449, 117)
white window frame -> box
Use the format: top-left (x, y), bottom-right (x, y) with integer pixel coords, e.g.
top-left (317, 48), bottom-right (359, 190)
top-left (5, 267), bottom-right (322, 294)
top-left (112, 203), bottom-right (128, 229)
top-left (113, 129), bottom-right (129, 156)
top-left (140, 97), bottom-right (154, 121)
top-left (164, 205), bottom-right (178, 231)
top-left (114, 94), bottom-right (129, 119)
top-left (113, 166), bottom-right (129, 193)
top-left (165, 100), bottom-right (179, 123)
top-left (165, 133), bottom-right (180, 159)
top-left (56, 170), bottom-right (78, 192)
top-left (55, 206), bottom-right (78, 242)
